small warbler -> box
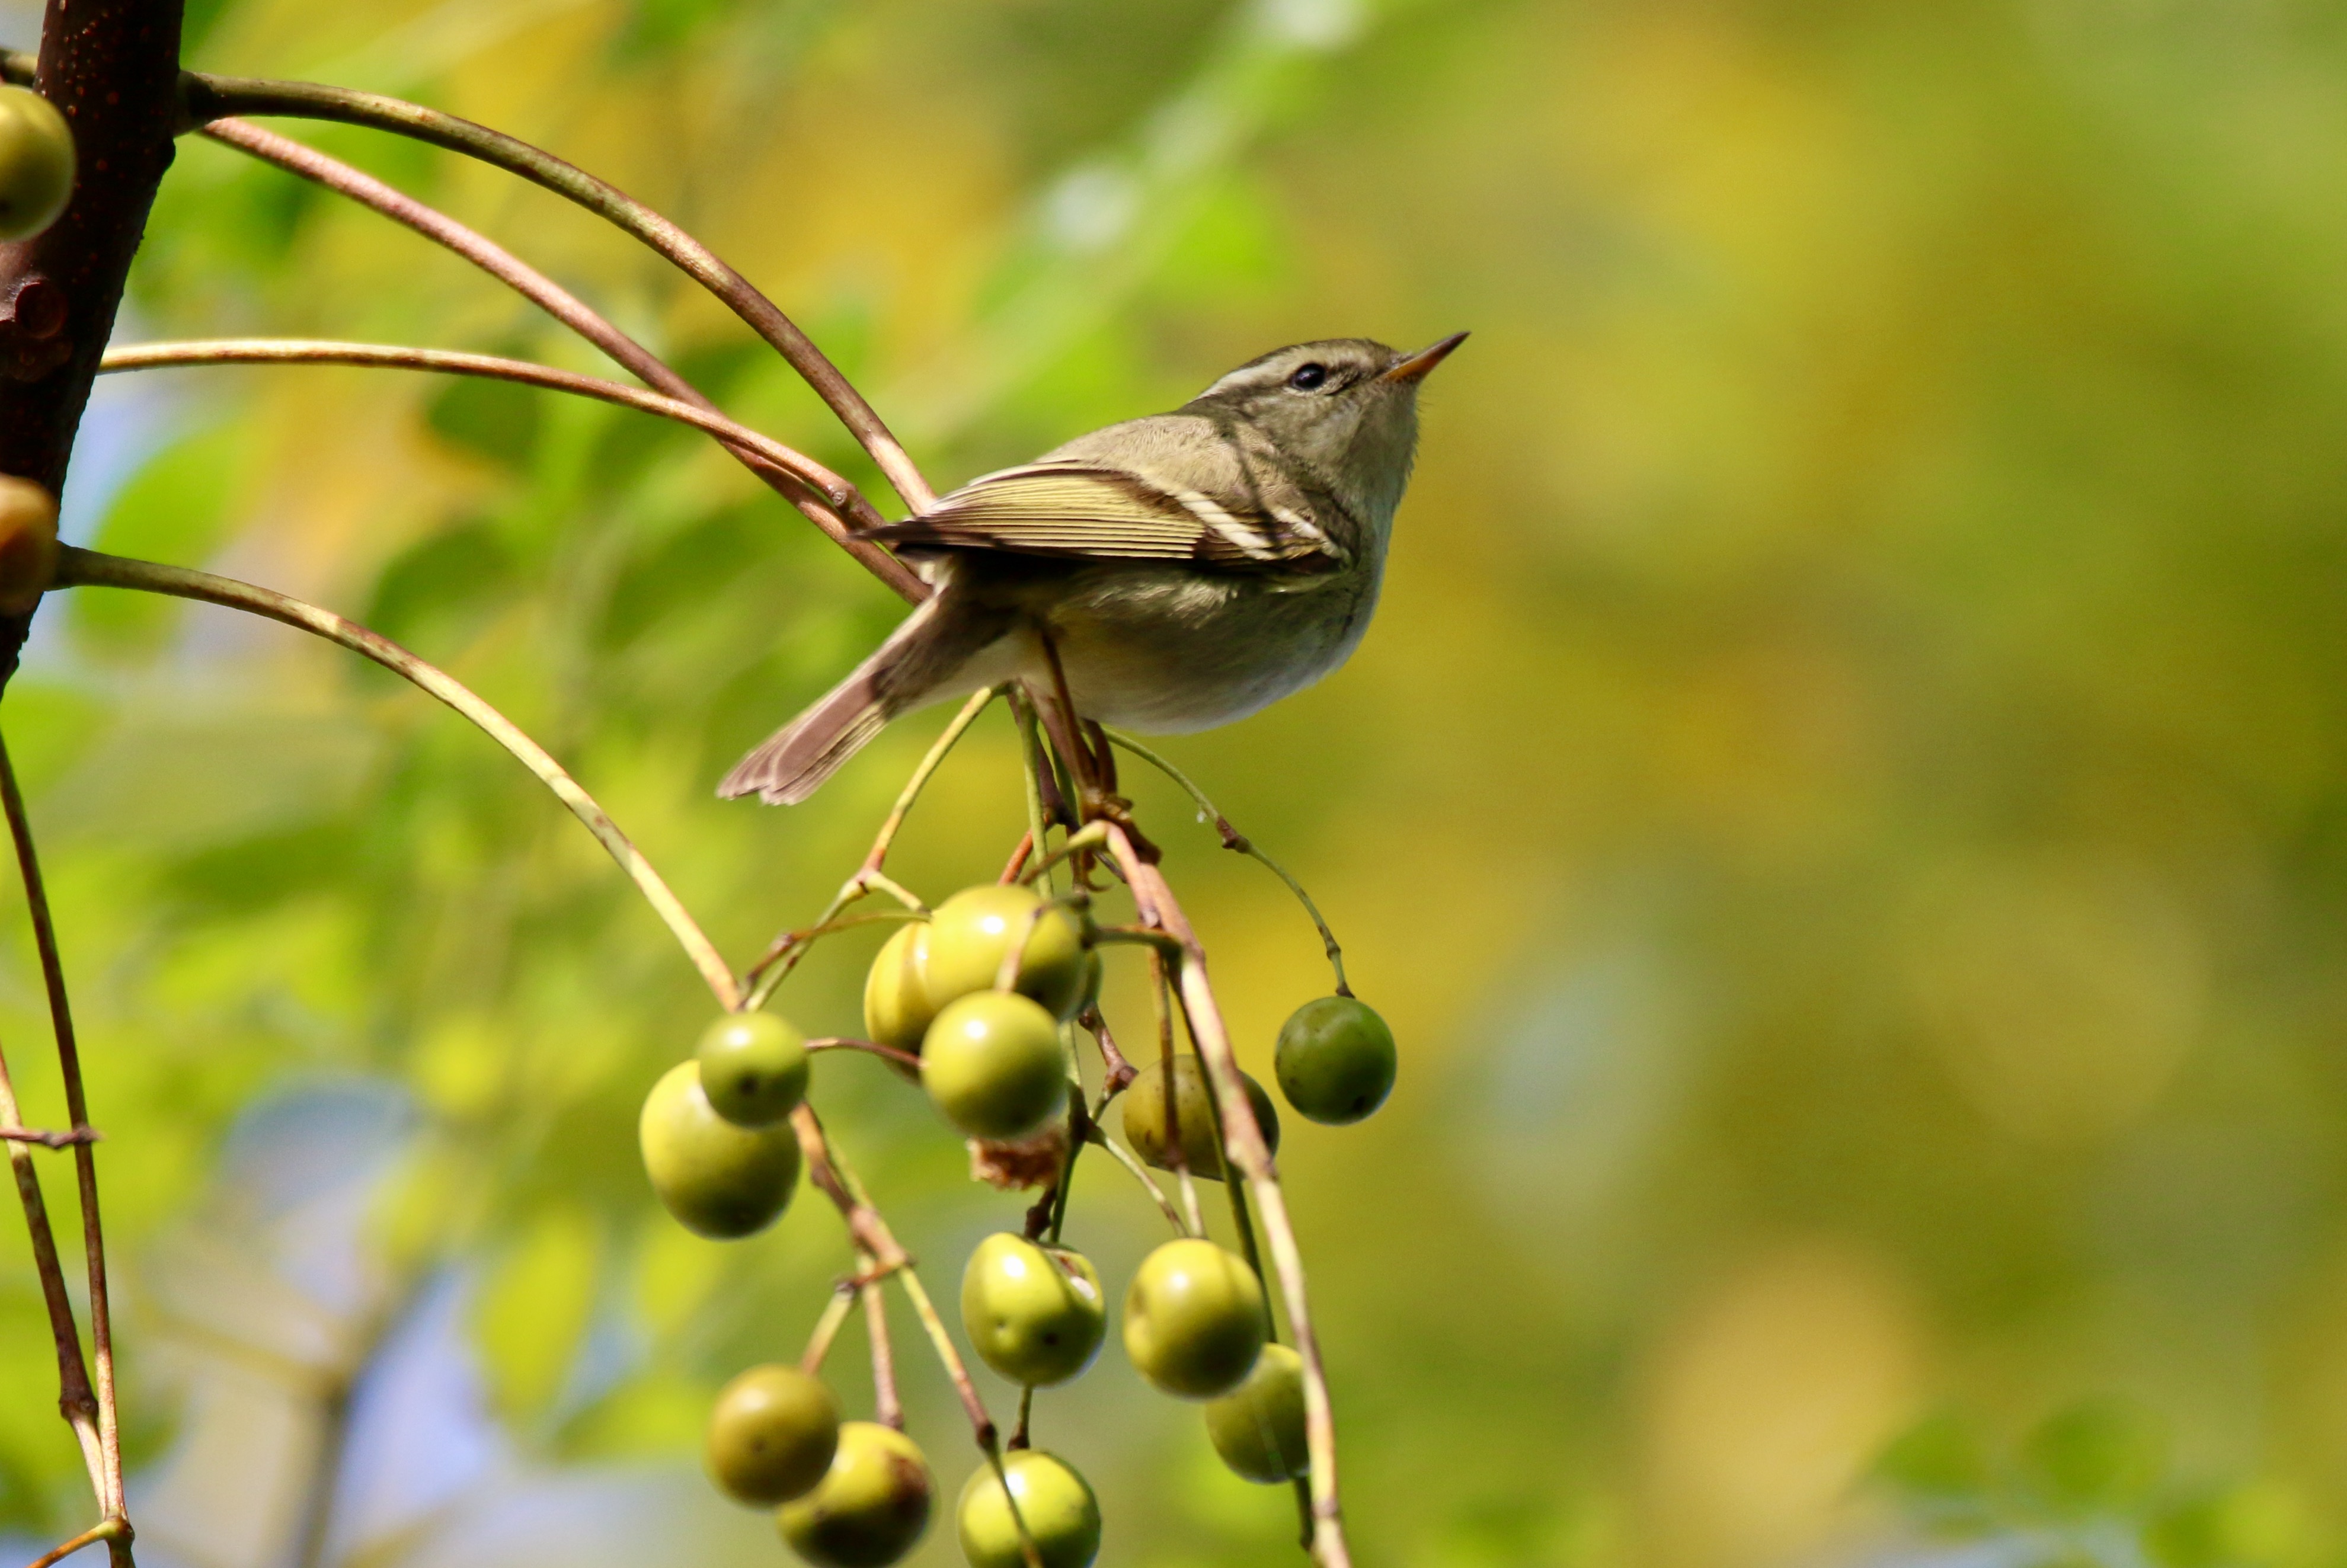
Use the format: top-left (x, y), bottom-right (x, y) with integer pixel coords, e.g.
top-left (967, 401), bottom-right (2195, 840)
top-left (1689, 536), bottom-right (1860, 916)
top-left (720, 332), bottom-right (1466, 805)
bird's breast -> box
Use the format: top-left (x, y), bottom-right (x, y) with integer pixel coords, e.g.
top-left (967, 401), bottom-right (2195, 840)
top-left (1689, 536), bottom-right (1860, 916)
top-left (1037, 559), bottom-right (1382, 734)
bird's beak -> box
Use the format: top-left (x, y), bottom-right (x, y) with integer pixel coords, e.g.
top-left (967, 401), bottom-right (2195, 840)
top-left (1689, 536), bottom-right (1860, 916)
top-left (1382, 331), bottom-right (1469, 384)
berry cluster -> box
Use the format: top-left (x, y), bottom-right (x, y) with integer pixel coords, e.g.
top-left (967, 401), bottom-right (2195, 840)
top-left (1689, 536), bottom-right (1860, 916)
top-left (638, 861), bottom-right (1396, 1566)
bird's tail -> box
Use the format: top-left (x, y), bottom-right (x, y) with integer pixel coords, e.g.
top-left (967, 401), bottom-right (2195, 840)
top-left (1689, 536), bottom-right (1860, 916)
top-left (718, 594), bottom-right (986, 805)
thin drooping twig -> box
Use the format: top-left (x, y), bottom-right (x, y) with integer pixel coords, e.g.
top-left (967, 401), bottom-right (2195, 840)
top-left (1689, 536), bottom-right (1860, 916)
top-left (800, 1281), bottom-right (857, 1374)
top-left (805, 1036), bottom-right (926, 1075)
top-left (1102, 822), bottom-right (1352, 1568)
top-left (197, 117), bottom-right (926, 604)
top-left (787, 1106), bottom-right (1046, 1568)
top-left (1107, 728), bottom-right (1352, 996)
top-left (0, 740), bottom-right (126, 1528)
top-left (100, 340), bottom-right (864, 508)
top-left (175, 74), bottom-right (936, 515)
top-left (51, 547), bottom-right (740, 1010)
top-left (1088, 1122), bottom-right (1188, 1236)
top-left (0, 1035), bottom-right (105, 1502)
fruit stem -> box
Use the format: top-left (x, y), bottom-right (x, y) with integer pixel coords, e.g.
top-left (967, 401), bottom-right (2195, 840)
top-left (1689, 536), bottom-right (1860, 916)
top-left (801, 1282), bottom-right (858, 1374)
top-left (805, 1036), bottom-right (927, 1074)
top-left (790, 1097), bottom-right (1048, 1568)
top-left (1102, 728), bottom-right (1354, 996)
top-left (1102, 823), bottom-right (1354, 1568)
top-left (862, 1272), bottom-right (903, 1431)
top-left (743, 688), bottom-right (996, 1008)
top-left (1084, 1122), bottom-right (1191, 1236)
top-left (1008, 689), bottom-right (1064, 894)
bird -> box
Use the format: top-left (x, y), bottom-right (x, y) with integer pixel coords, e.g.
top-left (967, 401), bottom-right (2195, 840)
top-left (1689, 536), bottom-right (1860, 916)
top-left (718, 332), bottom-right (1467, 805)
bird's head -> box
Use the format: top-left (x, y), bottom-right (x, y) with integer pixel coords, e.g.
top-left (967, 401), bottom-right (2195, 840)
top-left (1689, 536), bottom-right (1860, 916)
top-left (1188, 333), bottom-right (1467, 524)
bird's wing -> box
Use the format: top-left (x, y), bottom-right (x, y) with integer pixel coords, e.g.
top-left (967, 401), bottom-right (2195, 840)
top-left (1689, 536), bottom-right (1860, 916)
top-left (862, 462), bottom-right (1346, 569)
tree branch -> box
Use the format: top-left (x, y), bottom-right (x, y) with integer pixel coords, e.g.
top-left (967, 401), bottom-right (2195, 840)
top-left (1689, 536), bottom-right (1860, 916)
top-left (50, 546), bottom-right (741, 1009)
top-left (100, 339), bottom-right (867, 510)
top-left (0, 738), bottom-right (124, 1525)
top-left (0, 1), bottom-right (184, 695)
top-left (172, 74), bottom-right (936, 516)
top-left (197, 117), bottom-right (926, 604)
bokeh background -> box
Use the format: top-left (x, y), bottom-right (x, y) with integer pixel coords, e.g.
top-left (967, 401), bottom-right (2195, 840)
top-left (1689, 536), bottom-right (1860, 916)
top-left (2, 0), bottom-right (2345, 1563)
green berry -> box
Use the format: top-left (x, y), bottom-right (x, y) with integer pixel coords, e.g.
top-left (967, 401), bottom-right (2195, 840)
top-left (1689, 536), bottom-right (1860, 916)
top-left (960, 1233), bottom-right (1106, 1387)
top-left (638, 1061), bottom-right (800, 1239)
top-left (0, 86), bottom-right (72, 242)
top-left (706, 1363), bottom-right (840, 1505)
top-left (1274, 997), bottom-right (1396, 1125)
top-left (957, 1450), bottom-right (1101, 1568)
top-left (1121, 1238), bottom-right (1267, 1400)
top-left (923, 885), bottom-right (1089, 1019)
top-left (1120, 1055), bottom-right (1279, 1181)
top-left (695, 1012), bottom-right (810, 1127)
top-left (863, 921), bottom-right (935, 1059)
top-left (922, 992), bottom-right (1067, 1141)
top-left (1204, 1343), bottom-right (1308, 1483)
top-left (778, 1421), bottom-right (932, 1568)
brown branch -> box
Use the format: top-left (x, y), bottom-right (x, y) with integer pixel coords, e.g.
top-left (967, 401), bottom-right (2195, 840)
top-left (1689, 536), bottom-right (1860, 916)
top-left (0, 1034), bottom-right (104, 1504)
top-left (174, 75), bottom-right (936, 516)
top-left (805, 1036), bottom-right (925, 1075)
top-left (197, 117), bottom-right (926, 604)
top-left (0, 738), bottom-right (126, 1532)
top-left (100, 339), bottom-right (865, 509)
top-left (0, 1), bottom-right (184, 703)
top-left (52, 546), bottom-right (741, 1009)
top-left (0, 1125), bottom-right (99, 1148)
top-left (1103, 823), bottom-right (1353, 1568)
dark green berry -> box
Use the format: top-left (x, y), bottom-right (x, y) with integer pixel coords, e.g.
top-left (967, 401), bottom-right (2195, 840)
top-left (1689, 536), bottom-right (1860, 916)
top-left (1274, 996), bottom-right (1396, 1125)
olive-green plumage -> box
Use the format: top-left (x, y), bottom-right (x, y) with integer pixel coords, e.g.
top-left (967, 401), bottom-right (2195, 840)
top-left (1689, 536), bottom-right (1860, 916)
top-left (719, 332), bottom-right (1465, 804)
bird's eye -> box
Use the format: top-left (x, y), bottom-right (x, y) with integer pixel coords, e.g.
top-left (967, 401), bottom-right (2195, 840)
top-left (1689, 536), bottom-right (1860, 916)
top-left (1287, 363), bottom-right (1328, 391)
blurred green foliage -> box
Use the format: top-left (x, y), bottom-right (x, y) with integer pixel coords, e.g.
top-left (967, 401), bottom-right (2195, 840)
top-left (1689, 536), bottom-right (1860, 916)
top-left (1, 0), bottom-right (2346, 1564)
